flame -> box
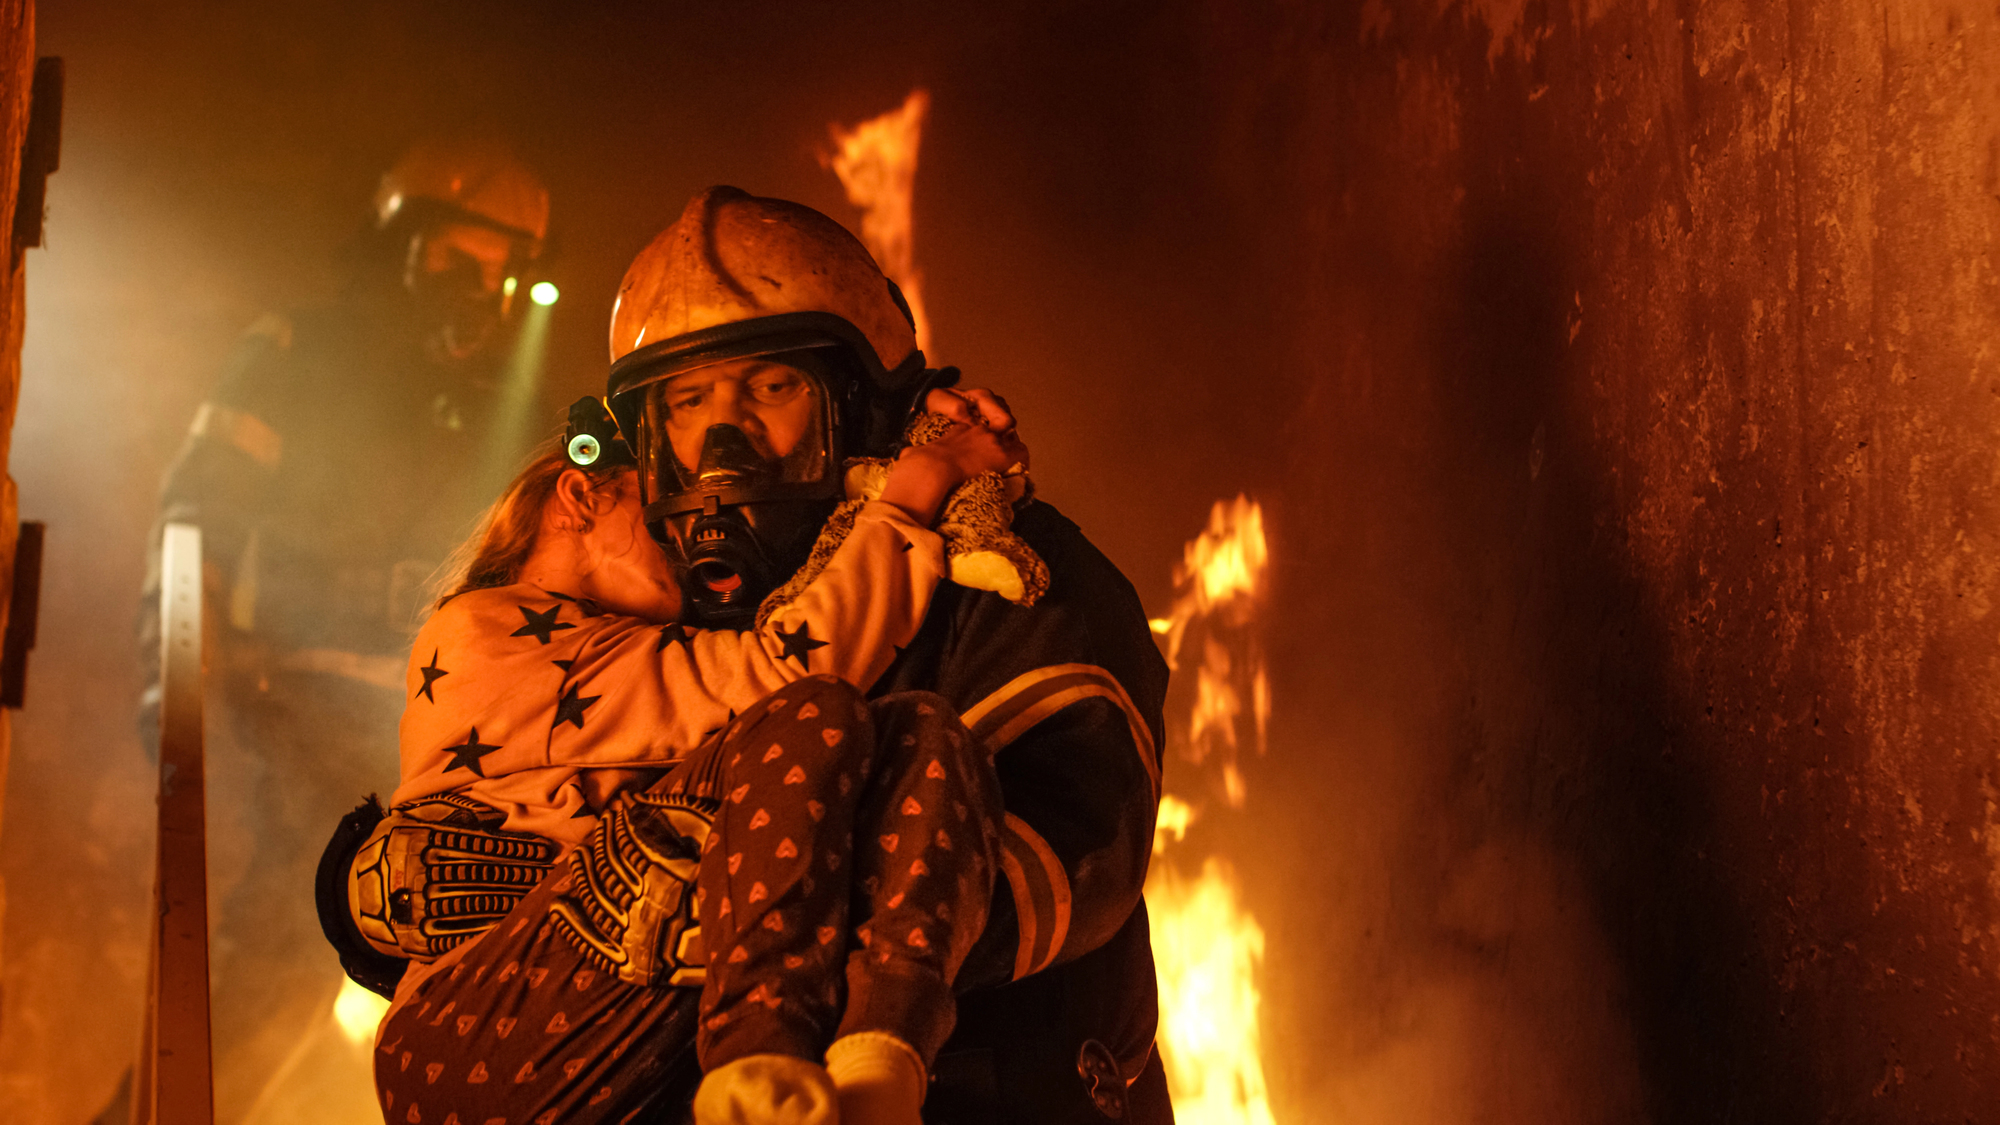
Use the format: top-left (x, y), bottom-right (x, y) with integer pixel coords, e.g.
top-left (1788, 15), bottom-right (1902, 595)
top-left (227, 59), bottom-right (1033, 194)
top-left (333, 974), bottom-right (390, 1046)
top-left (1147, 497), bottom-right (1277, 1124)
top-left (1148, 860), bottom-right (1277, 1125)
top-left (1183, 496), bottom-right (1268, 611)
top-left (1154, 495), bottom-right (1270, 806)
top-left (1154, 793), bottom-right (1198, 854)
top-left (826, 89), bottom-right (933, 355)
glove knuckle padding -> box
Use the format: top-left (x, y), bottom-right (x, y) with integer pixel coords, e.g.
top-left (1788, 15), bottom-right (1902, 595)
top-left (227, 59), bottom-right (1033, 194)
top-left (548, 789), bottom-right (716, 987)
top-left (348, 793), bottom-right (561, 961)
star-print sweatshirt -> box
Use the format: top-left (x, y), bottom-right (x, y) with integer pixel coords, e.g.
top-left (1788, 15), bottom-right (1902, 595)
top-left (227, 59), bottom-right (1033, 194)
top-left (390, 499), bottom-right (946, 846)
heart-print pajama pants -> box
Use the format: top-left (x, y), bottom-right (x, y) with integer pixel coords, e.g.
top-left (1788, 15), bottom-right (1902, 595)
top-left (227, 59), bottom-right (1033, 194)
top-left (374, 676), bottom-right (1002, 1125)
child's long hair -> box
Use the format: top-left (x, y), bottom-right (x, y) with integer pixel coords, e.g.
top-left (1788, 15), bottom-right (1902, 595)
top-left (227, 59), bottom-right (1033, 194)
top-left (430, 446), bottom-right (623, 608)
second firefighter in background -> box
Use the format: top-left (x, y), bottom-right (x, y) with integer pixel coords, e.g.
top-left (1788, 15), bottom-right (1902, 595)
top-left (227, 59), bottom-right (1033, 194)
top-left (144, 136), bottom-right (554, 1123)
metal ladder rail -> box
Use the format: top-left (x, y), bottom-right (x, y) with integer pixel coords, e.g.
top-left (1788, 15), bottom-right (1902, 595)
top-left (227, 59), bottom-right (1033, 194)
top-left (132, 522), bottom-right (215, 1125)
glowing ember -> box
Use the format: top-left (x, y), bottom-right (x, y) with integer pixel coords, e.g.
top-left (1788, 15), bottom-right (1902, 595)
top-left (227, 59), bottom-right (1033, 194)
top-left (1148, 861), bottom-right (1276, 1125)
top-left (332, 975), bottom-right (389, 1046)
top-left (826, 89), bottom-right (933, 355)
top-left (1147, 496), bottom-right (1277, 1124)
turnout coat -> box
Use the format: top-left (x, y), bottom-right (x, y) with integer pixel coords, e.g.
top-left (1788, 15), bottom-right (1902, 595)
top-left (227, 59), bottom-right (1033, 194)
top-left (873, 500), bottom-right (1171, 1124)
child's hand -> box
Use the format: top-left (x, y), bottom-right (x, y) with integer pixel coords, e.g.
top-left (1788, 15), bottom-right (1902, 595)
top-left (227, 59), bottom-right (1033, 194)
top-left (925, 386), bottom-right (1019, 448)
top-left (878, 421), bottom-right (1030, 526)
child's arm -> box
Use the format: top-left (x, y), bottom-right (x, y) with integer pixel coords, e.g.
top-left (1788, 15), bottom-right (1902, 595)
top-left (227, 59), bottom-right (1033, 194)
top-left (400, 414), bottom-right (1024, 785)
top-left (390, 505), bottom-right (941, 806)
top-left (533, 501), bottom-right (942, 768)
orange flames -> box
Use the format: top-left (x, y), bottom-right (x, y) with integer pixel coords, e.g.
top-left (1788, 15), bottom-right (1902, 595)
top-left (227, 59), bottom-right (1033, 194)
top-left (826, 89), bottom-right (933, 356)
top-left (1147, 499), bottom-right (1277, 1124)
top-left (1148, 858), bottom-right (1276, 1125)
top-left (1149, 495), bottom-right (1270, 806)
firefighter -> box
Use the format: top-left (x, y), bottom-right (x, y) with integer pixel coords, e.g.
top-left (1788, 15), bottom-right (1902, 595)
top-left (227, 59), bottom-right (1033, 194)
top-left (141, 136), bottom-right (552, 1122)
top-left (606, 187), bottom-right (1173, 1125)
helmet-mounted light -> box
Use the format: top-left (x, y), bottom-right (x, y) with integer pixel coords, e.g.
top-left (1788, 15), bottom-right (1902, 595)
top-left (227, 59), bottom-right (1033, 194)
top-left (562, 396), bottom-right (635, 471)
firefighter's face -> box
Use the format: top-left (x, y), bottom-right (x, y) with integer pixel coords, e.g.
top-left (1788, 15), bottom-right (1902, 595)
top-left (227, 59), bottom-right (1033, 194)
top-left (658, 358), bottom-right (819, 473)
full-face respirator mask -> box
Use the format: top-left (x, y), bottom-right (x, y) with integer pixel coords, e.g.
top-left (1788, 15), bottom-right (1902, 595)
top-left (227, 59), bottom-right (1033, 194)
top-left (370, 193), bottom-right (548, 366)
top-left (588, 311), bottom-right (947, 629)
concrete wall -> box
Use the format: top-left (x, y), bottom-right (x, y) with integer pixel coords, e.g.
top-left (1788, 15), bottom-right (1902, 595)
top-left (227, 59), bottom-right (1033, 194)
top-left (1191, 1), bottom-right (2000, 1120)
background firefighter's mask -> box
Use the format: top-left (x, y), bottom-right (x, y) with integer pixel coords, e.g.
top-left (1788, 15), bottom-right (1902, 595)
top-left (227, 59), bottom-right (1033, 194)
top-left (403, 236), bottom-right (506, 361)
top-left (393, 218), bottom-right (546, 364)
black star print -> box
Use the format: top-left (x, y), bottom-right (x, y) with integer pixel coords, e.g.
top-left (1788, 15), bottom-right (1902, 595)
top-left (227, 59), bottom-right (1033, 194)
top-left (568, 783), bottom-right (596, 818)
top-left (511, 604), bottom-right (576, 645)
top-left (416, 649), bottom-right (449, 703)
top-left (775, 621), bottom-right (829, 669)
top-left (551, 659), bottom-right (575, 673)
top-left (554, 684), bottom-right (602, 730)
top-left (655, 623), bottom-right (690, 653)
top-left (443, 728), bottom-right (502, 777)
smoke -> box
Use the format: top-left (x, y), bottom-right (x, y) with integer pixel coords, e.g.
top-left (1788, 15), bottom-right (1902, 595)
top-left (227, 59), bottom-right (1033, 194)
top-left (19, 1), bottom-right (1995, 1124)
top-left (1315, 838), bottom-right (1644, 1124)
top-left (10, 2), bottom-right (1636, 1121)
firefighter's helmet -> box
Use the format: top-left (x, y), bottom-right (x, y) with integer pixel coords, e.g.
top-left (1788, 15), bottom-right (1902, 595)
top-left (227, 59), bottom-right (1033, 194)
top-left (603, 187), bottom-right (946, 627)
top-left (608, 186), bottom-right (915, 373)
top-left (374, 136), bottom-right (550, 248)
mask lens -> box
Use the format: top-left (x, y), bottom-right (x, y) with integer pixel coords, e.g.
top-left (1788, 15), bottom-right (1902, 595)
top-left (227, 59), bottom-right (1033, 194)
top-left (632, 355), bottom-right (832, 512)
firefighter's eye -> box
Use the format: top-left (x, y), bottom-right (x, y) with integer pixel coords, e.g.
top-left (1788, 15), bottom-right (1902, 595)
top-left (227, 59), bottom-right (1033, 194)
top-left (749, 372), bottom-right (807, 404)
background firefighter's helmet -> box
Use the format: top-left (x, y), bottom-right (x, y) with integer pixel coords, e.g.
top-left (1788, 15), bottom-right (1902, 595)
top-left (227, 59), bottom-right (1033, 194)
top-left (604, 186), bottom-right (951, 627)
top-left (374, 135), bottom-right (551, 246)
top-left (371, 136), bottom-right (552, 358)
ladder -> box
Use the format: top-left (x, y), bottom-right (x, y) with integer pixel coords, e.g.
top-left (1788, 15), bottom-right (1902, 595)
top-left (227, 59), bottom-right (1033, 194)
top-left (132, 522), bottom-right (215, 1125)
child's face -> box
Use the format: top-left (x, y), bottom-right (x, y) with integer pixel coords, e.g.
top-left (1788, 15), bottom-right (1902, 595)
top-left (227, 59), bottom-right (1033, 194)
top-left (576, 470), bottom-right (683, 623)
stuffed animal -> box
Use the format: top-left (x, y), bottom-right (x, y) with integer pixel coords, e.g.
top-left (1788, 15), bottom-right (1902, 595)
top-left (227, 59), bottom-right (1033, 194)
top-left (756, 411), bottom-right (1050, 627)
